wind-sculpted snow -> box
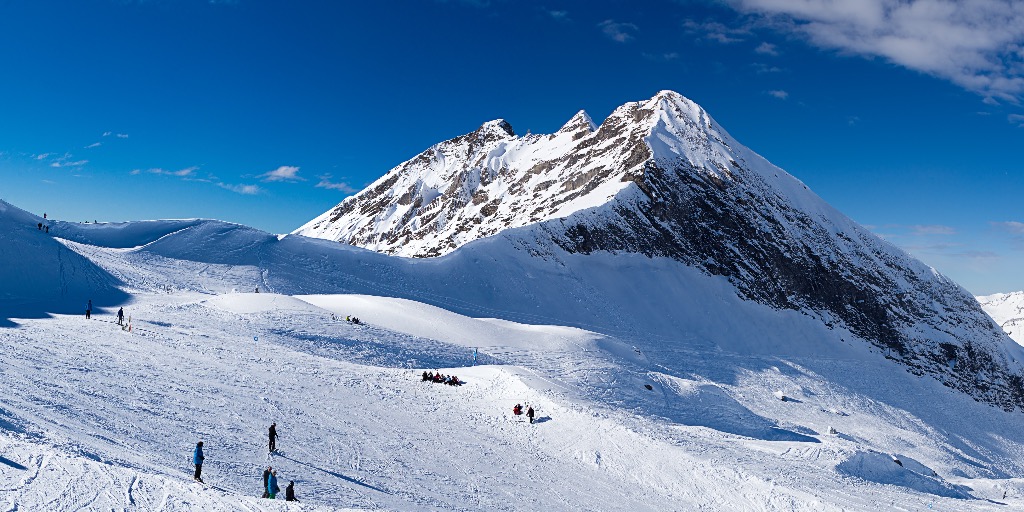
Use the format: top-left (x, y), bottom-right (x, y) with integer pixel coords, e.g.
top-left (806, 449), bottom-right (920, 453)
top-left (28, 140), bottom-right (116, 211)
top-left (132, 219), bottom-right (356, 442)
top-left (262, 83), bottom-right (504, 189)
top-left (0, 200), bottom-right (129, 326)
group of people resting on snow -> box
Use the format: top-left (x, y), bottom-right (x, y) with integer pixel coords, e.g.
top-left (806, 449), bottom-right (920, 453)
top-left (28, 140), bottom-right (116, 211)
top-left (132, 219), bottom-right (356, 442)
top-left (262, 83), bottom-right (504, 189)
top-left (330, 313), bottom-right (362, 324)
top-left (421, 371), bottom-right (462, 386)
top-left (513, 403), bottom-right (536, 423)
top-left (190, 423), bottom-right (299, 501)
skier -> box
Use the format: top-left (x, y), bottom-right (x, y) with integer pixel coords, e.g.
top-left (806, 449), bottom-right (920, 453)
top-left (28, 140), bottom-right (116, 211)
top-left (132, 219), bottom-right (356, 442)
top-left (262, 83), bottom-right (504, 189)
top-left (117, 307), bottom-right (124, 326)
top-left (262, 466), bottom-right (271, 498)
top-left (86, 299), bottom-right (92, 319)
top-left (268, 422), bottom-right (278, 453)
top-left (192, 441), bottom-right (205, 483)
top-left (285, 481), bottom-right (299, 502)
top-left (267, 469), bottom-right (280, 499)
top-left (527, 406), bottom-right (535, 424)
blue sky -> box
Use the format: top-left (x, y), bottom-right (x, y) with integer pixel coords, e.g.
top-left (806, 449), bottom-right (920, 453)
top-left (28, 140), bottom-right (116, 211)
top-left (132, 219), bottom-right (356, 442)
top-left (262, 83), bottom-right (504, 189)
top-left (2, 0), bottom-right (1022, 294)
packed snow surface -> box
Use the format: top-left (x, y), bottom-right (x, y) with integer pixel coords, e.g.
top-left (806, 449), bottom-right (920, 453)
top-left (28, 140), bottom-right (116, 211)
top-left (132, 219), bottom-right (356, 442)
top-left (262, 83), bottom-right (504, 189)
top-left (5, 201), bottom-right (1024, 511)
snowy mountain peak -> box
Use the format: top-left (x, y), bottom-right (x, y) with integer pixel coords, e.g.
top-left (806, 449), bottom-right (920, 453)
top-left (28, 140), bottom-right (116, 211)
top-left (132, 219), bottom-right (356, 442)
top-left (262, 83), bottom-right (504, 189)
top-left (557, 109), bottom-right (597, 138)
top-left (295, 90), bottom-right (1024, 411)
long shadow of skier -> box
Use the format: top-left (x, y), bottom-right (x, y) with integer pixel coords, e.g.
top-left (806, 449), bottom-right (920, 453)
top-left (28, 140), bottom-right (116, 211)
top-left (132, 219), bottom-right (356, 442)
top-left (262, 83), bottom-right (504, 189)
top-left (0, 455), bottom-right (27, 470)
top-left (275, 453), bottom-right (391, 495)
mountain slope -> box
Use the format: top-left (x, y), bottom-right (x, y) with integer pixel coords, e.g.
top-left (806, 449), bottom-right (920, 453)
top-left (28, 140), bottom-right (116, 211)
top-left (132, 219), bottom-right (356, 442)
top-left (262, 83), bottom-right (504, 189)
top-left (979, 291), bottom-right (1024, 346)
top-left (295, 91), bottom-right (1024, 411)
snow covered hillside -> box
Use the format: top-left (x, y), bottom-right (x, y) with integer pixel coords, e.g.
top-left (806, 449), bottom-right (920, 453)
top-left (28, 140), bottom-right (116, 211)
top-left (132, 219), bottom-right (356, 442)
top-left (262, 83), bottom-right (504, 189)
top-left (296, 91), bottom-right (1024, 411)
top-left (5, 199), bottom-right (1024, 510)
top-left (979, 291), bottom-right (1024, 346)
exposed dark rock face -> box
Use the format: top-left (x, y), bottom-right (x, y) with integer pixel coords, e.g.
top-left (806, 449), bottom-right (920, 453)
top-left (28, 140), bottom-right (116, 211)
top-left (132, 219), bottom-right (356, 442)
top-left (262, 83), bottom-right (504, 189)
top-left (296, 90), bottom-right (1024, 410)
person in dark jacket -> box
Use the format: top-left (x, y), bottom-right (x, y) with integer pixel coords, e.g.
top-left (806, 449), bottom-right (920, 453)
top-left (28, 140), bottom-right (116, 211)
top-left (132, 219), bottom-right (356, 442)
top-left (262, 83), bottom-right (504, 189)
top-left (268, 423), bottom-right (278, 453)
top-left (262, 466), bottom-right (272, 498)
top-left (86, 299), bottom-right (92, 319)
top-left (285, 481), bottom-right (299, 502)
top-left (117, 307), bottom-right (124, 326)
top-left (527, 406), bottom-right (535, 424)
top-left (193, 441), bottom-right (205, 483)
top-left (267, 469), bottom-right (280, 498)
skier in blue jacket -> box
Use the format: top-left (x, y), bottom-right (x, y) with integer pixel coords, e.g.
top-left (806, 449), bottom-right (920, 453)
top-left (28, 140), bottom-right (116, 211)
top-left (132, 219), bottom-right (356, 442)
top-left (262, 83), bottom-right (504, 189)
top-left (193, 441), bottom-right (205, 483)
top-left (267, 469), bottom-right (280, 498)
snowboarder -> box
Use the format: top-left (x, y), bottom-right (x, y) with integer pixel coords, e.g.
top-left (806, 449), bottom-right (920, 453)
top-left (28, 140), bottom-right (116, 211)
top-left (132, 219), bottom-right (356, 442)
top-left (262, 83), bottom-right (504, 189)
top-left (267, 469), bottom-right (280, 499)
top-left (86, 299), bottom-right (92, 319)
top-left (117, 307), bottom-right (124, 326)
top-left (193, 441), bottom-right (205, 483)
top-left (262, 466), bottom-right (271, 498)
top-left (268, 423), bottom-right (278, 453)
top-left (285, 481), bottom-right (299, 502)
top-left (527, 406), bottom-right (535, 424)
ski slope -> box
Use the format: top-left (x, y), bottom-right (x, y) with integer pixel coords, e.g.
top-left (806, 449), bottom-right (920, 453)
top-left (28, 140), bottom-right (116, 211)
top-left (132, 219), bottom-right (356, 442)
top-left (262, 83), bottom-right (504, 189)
top-left (4, 201), bottom-right (1024, 510)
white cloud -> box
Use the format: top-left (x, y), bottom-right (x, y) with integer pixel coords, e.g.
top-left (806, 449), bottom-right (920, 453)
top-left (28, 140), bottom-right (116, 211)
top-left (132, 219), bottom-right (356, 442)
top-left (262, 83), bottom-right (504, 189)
top-left (598, 20), bottom-right (638, 43)
top-left (911, 224), bottom-right (956, 235)
top-left (116, 133), bottom-right (129, 139)
top-left (102, 131), bottom-right (112, 137)
top-left (316, 175), bottom-right (358, 193)
top-left (755, 42), bottom-right (779, 55)
top-left (34, 153), bottom-right (50, 160)
top-left (1009, 113), bottom-right (1024, 126)
top-left (85, 142), bottom-right (102, 149)
top-left (219, 183), bottom-right (262, 195)
top-left (767, 89), bottom-right (789, 99)
top-left (547, 10), bottom-right (569, 21)
top-left (683, 19), bottom-right (751, 44)
top-left (994, 220), bottom-right (1024, 234)
top-left (725, 0), bottom-right (1024, 102)
top-left (141, 167), bottom-right (198, 177)
top-left (258, 165), bottom-right (304, 182)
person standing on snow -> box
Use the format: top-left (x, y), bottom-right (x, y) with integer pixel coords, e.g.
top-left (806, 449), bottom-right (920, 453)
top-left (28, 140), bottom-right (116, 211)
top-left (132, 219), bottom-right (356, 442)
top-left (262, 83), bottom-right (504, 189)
top-left (527, 406), bottom-right (535, 424)
top-left (86, 299), bottom-right (92, 319)
top-left (117, 307), bottom-right (124, 326)
top-left (268, 422), bottom-right (278, 453)
top-left (192, 441), bottom-right (205, 483)
top-left (262, 466), bottom-right (272, 498)
top-left (267, 469), bottom-right (280, 498)
top-left (285, 481), bottom-right (299, 501)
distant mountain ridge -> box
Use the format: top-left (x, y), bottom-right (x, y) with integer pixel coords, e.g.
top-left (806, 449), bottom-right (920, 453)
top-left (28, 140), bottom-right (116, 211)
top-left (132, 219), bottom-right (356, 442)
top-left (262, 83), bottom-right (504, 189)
top-left (979, 291), bottom-right (1024, 346)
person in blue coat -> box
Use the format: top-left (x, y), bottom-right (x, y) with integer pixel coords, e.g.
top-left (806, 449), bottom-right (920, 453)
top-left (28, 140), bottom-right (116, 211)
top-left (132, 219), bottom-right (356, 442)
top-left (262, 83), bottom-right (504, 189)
top-left (267, 469), bottom-right (280, 498)
top-left (193, 441), bottom-right (205, 483)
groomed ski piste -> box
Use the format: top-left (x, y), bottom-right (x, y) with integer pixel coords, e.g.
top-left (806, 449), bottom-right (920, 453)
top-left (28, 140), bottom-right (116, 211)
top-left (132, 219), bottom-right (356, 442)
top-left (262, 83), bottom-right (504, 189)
top-left (5, 200), bottom-right (1024, 511)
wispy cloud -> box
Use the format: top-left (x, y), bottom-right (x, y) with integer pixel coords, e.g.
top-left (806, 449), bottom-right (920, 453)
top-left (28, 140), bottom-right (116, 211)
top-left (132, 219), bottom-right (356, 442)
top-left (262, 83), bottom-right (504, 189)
top-left (755, 42), bottom-right (779, 55)
top-left (50, 153), bottom-right (88, 168)
top-left (218, 183), bottom-right (262, 195)
top-left (642, 52), bottom-right (681, 62)
top-left (547, 9), bottom-right (569, 22)
top-left (138, 167), bottom-right (198, 177)
top-left (258, 165), bottom-right (304, 182)
top-left (316, 174), bottom-right (358, 194)
top-left (116, 133), bottom-right (129, 139)
top-left (598, 20), bottom-right (638, 43)
top-left (1009, 113), bottom-right (1024, 126)
top-left (994, 220), bottom-right (1024, 234)
top-left (683, 18), bottom-right (751, 44)
top-left (34, 153), bottom-right (50, 160)
top-left (911, 224), bottom-right (957, 236)
top-left (85, 142), bottom-right (102, 149)
top-left (724, 0), bottom-right (1024, 103)
top-left (102, 131), bottom-right (112, 137)
top-left (767, 89), bottom-right (789, 99)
